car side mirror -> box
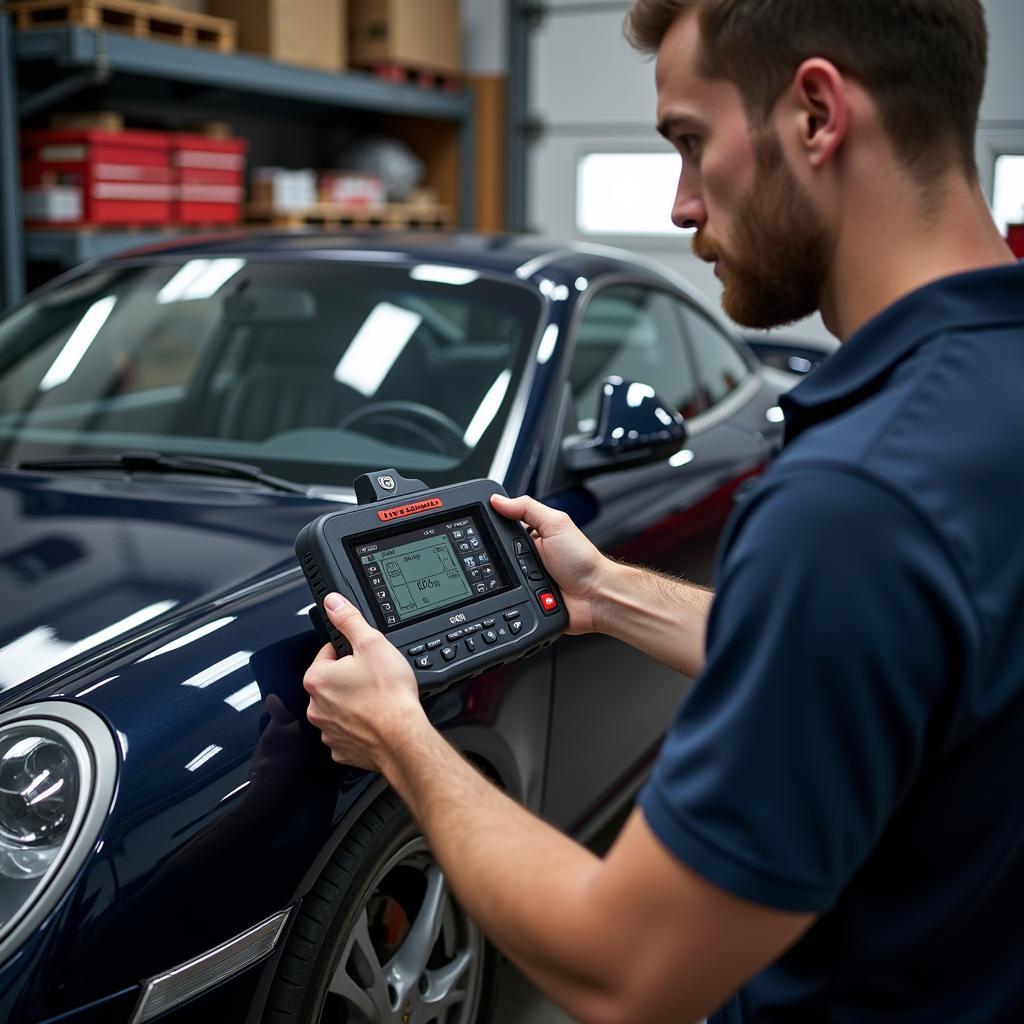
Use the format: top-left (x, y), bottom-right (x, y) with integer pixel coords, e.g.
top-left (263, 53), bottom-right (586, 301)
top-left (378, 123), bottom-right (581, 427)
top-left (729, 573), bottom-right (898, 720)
top-left (562, 377), bottom-right (687, 476)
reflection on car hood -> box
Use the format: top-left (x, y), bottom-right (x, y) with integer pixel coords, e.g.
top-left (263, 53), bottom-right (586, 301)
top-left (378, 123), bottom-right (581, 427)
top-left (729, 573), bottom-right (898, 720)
top-left (0, 470), bottom-right (340, 700)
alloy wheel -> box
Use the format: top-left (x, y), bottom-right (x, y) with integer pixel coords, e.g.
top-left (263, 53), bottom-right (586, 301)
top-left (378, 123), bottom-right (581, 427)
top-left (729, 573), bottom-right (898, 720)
top-left (320, 837), bottom-right (484, 1024)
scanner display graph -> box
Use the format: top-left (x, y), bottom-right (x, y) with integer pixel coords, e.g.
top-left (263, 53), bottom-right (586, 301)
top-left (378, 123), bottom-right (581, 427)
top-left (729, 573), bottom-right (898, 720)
top-left (375, 535), bottom-right (472, 619)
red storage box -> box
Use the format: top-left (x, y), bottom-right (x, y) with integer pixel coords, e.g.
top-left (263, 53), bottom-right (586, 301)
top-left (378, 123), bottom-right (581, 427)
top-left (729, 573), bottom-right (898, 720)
top-left (22, 162), bottom-right (175, 226)
top-left (21, 128), bottom-right (174, 226)
top-left (171, 133), bottom-right (247, 224)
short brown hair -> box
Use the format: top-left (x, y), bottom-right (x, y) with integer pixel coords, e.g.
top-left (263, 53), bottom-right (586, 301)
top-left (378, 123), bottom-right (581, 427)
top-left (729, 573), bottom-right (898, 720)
top-left (625, 0), bottom-right (988, 181)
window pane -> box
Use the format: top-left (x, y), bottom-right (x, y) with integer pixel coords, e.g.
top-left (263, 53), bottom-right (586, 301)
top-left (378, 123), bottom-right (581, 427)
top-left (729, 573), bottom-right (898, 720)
top-left (678, 306), bottom-right (750, 408)
top-left (576, 153), bottom-right (681, 235)
top-left (570, 286), bottom-right (699, 431)
top-left (0, 262), bottom-right (541, 488)
top-left (993, 155), bottom-right (1024, 236)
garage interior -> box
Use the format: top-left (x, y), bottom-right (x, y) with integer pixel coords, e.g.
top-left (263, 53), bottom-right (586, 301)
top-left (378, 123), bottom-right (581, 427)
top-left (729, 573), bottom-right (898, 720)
top-left (4, 1), bottom-right (1022, 325)
top-left (0, 1), bottom-right (1022, 1022)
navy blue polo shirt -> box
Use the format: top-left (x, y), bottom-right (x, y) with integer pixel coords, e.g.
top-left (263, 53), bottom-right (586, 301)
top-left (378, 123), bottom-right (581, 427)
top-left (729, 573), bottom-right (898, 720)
top-left (639, 264), bottom-right (1024, 1020)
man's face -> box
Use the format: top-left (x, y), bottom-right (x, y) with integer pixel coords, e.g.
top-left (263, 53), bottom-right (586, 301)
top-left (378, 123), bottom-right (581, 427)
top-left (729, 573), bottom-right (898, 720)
top-left (655, 11), bottom-right (831, 329)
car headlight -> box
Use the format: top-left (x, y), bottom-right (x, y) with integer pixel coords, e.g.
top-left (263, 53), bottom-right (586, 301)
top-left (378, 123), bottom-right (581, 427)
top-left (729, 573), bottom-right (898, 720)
top-left (0, 727), bottom-right (81, 878)
top-left (0, 702), bottom-right (117, 966)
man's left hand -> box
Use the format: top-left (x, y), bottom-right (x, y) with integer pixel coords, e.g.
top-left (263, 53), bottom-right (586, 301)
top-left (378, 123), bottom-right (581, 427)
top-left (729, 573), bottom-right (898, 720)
top-left (303, 593), bottom-right (427, 771)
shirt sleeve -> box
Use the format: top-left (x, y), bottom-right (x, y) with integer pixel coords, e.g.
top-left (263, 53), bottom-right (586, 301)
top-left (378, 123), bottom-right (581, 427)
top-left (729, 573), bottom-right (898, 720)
top-left (639, 465), bottom-right (976, 912)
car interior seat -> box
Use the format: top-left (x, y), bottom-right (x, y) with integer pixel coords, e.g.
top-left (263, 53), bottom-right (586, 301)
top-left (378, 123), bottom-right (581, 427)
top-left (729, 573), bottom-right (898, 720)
top-left (371, 328), bottom-right (513, 429)
top-left (212, 316), bottom-right (364, 441)
top-left (217, 365), bottom-right (362, 441)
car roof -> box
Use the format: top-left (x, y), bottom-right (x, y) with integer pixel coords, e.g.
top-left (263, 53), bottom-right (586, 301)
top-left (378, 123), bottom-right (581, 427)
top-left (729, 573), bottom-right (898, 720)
top-left (106, 230), bottom-right (668, 283)
top-left (95, 230), bottom-right (733, 334)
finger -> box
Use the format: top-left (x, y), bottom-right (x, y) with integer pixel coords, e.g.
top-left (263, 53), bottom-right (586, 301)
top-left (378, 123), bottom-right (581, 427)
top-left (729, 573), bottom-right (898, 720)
top-left (310, 640), bottom-right (339, 666)
top-left (306, 698), bottom-right (327, 730)
top-left (490, 493), bottom-right (564, 536)
top-left (323, 592), bottom-right (380, 651)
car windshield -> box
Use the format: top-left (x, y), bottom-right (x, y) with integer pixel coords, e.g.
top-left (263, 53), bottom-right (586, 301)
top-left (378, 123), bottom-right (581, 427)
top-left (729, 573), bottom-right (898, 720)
top-left (0, 258), bottom-right (542, 488)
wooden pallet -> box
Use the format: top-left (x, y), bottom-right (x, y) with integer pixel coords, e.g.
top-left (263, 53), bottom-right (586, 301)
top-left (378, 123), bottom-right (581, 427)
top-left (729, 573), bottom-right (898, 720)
top-left (4, 0), bottom-right (236, 52)
top-left (386, 201), bottom-right (455, 229)
top-left (50, 110), bottom-right (125, 130)
top-left (362, 62), bottom-right (463, 94)
top-left (245, 202), bottom-right (455, 231)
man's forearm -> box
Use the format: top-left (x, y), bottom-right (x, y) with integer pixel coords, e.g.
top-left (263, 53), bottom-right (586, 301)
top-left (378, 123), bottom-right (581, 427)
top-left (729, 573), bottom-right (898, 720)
top-left (380, 719), bottom-right (633, 1021)
top-left (594, 560), bottom-right (714, 678)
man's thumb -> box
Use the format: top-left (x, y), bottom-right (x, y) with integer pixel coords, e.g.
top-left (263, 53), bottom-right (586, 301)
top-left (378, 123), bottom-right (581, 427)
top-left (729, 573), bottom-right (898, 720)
top-left (490, 492), bottom-right (528, 521)
top-left (323, 593), bottom-right (376, 648)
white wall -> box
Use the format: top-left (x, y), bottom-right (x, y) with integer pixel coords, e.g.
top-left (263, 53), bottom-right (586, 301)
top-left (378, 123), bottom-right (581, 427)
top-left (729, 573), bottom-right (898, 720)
top-left (977, 0), bottom-right (1024, 205)
top-left (461, 0), bottom-right (507, 74)
top-left (981, 0), bottom-right (1024, 123)
top-left (523, 0), bottom-right (1024, 347)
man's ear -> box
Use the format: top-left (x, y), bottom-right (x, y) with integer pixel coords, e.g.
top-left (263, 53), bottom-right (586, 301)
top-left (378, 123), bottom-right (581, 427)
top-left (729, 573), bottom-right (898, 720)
top-left (788, 58), bottom-right (848, 169)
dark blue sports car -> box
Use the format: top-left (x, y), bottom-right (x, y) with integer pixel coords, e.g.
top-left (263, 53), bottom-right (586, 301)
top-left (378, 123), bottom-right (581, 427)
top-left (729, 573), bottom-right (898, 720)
top-left (0, 233), bottom-right (793, 1023)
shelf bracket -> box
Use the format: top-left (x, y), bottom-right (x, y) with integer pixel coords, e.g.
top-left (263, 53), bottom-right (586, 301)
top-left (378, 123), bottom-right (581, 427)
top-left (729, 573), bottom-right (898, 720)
top-left (19, 67), bottom-right (111, 119)
top-left (19, 33), bottom-right (111, 119)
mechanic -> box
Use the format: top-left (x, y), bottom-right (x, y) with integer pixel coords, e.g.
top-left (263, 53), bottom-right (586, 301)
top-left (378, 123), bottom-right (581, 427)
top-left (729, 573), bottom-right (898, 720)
top-left (304, 1), bottom-right (1024, 1020)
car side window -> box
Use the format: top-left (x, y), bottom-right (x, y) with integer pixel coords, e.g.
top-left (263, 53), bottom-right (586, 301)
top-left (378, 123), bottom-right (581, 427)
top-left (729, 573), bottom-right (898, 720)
top-left (569, 286), bottom-right (700, 432)
top-left (678, 305), bottom-right (751, 408)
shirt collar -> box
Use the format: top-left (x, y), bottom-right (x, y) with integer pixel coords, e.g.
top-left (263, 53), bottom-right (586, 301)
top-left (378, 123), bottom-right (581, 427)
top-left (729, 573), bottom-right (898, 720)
top-left (780, 263), bottom-right (1024, 444)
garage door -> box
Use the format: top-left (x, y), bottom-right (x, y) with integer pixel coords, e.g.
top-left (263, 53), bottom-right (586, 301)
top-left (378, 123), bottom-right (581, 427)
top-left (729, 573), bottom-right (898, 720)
top-left (517, 0), bottom-right (838, 345)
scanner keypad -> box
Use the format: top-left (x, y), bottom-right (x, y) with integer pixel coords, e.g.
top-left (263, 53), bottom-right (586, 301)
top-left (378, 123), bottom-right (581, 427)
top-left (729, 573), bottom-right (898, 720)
top-left (406, 604), bottom-right (539, 671)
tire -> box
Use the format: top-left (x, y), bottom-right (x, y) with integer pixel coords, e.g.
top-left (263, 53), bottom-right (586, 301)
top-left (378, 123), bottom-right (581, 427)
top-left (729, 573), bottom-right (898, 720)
top-left (264, 790), bottom-right (494, 1023)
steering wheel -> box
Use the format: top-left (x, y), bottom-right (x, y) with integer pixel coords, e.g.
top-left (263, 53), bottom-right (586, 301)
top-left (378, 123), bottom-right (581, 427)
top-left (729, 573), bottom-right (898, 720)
top-left (336, 401), bottom-right (467, 457)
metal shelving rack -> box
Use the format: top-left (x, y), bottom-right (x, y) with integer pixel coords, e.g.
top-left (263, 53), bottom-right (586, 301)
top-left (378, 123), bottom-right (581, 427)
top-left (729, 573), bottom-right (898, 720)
top-left (0, 15), bottom-right (476, 310)
top-left (0, 14), bottom-right (26, 311)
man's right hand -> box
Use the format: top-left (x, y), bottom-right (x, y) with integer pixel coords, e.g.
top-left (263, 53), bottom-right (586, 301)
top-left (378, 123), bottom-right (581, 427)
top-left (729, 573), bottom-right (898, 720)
top-left (490, 493), bottom-right (609, 635)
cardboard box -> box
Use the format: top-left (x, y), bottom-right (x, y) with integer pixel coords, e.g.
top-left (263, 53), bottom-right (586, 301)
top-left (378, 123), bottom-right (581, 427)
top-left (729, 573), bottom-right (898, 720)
top-left (22, 186), bottom-right (83, 224)
top-left (49, 111), bottom-right (126, 132)
top-left (207, 0), bottom-right (345, 72)
top-left (251, 167), bottom-right (318, 211)
top-left (183, 121), bottom-right (234, 139)
top-left (349, 0), bottom-right (460, 74)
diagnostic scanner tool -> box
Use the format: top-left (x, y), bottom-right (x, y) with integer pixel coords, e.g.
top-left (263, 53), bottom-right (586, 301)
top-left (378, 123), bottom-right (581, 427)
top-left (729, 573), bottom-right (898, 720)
top-left (296, 469), bottom-right (567, 690)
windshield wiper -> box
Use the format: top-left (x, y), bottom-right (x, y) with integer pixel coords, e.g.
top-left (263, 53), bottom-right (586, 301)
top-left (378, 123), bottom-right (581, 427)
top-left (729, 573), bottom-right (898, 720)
top-left (16, 450), bottom-right (309, 495)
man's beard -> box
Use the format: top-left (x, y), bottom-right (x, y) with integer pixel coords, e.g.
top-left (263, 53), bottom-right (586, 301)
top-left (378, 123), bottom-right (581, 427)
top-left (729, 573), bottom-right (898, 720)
top-left (692, 133), bottom-right (831, 330)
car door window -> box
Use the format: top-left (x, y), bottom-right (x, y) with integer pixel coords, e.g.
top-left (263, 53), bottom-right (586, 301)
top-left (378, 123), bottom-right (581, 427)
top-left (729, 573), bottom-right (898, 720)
top-left (569, 285), bottom-right (700, 432)
top-left (678, 305), bottom-right (751, 408)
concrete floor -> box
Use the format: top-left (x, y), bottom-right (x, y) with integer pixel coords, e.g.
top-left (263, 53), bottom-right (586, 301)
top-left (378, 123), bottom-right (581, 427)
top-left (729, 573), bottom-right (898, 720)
top-left (492, 962), bottom-right (708, 1024)
top-left (486, 808), bottom-right (633, 1024)
top-left (492, 960), bottom-right (574, 1023)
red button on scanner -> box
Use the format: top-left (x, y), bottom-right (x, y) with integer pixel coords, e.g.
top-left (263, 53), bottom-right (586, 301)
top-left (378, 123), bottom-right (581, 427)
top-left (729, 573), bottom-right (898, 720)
top-left (538, 591), bottom-right (559, 613)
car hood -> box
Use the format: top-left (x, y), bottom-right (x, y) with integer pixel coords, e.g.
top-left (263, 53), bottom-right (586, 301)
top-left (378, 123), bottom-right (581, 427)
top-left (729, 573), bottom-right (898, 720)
top-left (0, 470), bottom-right (341, 703)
